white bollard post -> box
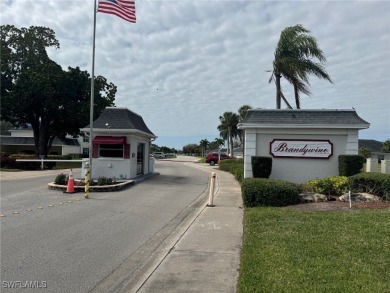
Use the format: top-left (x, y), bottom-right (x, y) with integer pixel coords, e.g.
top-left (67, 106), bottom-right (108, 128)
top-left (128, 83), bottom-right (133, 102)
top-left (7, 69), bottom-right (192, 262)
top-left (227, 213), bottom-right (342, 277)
top-left (207, 172), bottom-right (216, 207)
top-left (39, 155), bottom-right (45, 170)
top-left (349, 190), bottom-right (352, 209)
top-left (381, 154), bottom-right (390, 175)
top-left (366, 156), bottom-right (378, 173)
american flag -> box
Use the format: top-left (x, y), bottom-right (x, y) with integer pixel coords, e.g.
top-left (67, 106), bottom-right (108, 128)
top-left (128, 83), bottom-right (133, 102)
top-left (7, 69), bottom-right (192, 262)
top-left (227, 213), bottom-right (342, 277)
top-left (97, 0), bottom-right (136, 23)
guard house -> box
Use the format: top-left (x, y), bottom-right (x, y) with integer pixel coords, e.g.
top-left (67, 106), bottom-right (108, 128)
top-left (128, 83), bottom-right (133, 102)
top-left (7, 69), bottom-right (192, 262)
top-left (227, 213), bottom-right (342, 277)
top-left (80, 107), bottom-right (156, 180)
top-left (238, 109), bottom-right (370, 183)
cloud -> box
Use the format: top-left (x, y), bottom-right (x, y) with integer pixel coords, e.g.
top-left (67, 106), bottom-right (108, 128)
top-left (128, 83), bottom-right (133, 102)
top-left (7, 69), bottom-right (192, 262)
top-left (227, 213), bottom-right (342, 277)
top-left (1, 0), bottom-right (389, 148)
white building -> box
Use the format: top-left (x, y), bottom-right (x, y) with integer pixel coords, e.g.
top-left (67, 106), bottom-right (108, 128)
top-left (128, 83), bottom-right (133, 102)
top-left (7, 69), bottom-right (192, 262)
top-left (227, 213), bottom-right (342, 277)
top-left (238, 109), bottom-right (370, 183)
top-left (80, 107), bottom-right (156, 179)
top-left (0, 126), bottom-right (81, 155)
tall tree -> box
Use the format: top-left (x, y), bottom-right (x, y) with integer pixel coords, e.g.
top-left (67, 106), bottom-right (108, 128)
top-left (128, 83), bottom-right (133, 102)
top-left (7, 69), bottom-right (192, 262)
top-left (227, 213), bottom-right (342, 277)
top-left (382, 139), bottom-right (390, 152)
top-left (208, 138), bottom-right (224, 152)
top-left (182, 143), bottom-right (199, 155)
top-left (218, 112), bottom-right (239, 157)
top-left (1, 25), bottom-right (116, 157)
top-left (237, 105), bottom-right (253, 153)
top-left (199, 139), bottom-right (210, 157)
top-left (270, 24), bottom-right (332, 109)
top-left (0, 121), bottom-right (13, 135)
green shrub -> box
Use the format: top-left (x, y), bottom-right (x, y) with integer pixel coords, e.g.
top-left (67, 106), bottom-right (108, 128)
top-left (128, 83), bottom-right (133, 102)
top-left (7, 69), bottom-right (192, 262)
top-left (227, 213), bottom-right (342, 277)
top-left (241, 178), bottom-right (301, 207)
top-left (0, 157), bottom-right (16, 168)
top-left (48, 155), bottom-right (72, 160)
top-left (15, 161), bottom-right (41, 170)
top-left (97, 177), bottom-right (115, 186)
top-left (9, 154), bottom-right (35, 159)
top-left (54, 173), bottom-right (67, 185)
top-left (349, 173), bottom-right (390, 199)
top-left (218, 159), bottom-right (244, 183)
top-left (251, 156), bottom-right (272, 178)
top-left (231, 165), bottom-right (244, 183)
top-left (338, 155), bottom-right (365, 176)
top-left (9, 154), bottom-right (40, 169)
top-left (306, 176), bottom-right (349, 196)
top-left (219, 158), bottom-right (243, 172)
top-left (6, 154), bottom-right (73, 170)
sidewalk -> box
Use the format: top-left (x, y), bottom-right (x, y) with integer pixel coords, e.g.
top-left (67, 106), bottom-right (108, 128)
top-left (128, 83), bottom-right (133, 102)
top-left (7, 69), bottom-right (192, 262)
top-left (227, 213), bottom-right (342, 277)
top-left (134, 162), bottom-right (244, 293)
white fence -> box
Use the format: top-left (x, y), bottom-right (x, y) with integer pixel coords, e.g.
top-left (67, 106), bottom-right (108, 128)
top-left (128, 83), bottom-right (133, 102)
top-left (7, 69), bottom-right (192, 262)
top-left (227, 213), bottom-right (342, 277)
top-left (365, 153), bottom-right (390, 174)
top-left (15, 159), bottom-right (87, 170)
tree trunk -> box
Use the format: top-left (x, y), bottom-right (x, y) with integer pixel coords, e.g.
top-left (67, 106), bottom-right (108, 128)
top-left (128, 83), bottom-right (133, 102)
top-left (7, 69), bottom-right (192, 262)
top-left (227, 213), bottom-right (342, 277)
top-left (38, 126), bottom-right (46, 157)
top-left (275, 73), bottom-right (282, 109)
top-left (228, 127), bottom-right (234, 157)
top-left (280, 92), bottom-right (293, 109)
top-left (48, 135), bottom-right (55, 156)
top-left (294, 84), bottom-right (300, 109)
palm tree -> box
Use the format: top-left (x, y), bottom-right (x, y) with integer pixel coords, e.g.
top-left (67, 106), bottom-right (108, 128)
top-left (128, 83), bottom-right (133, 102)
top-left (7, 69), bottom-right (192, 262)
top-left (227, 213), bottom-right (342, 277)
top-left (237, 105), bottom-right (253, 152)
top-left (238, 105), bottom-right (252, 121)
top-left (199, 139), bottom-right (210, 157)
top-left (214, 138), bottom-right (225, 149)
top-left (218, 112), bottom-right (239, 157)
top-left (270, 24), bottom-right (332, 109)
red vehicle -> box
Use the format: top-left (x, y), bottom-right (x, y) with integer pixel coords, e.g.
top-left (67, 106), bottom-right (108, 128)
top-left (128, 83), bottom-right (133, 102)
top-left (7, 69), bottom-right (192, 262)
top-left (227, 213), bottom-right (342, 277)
top-left (205, 152), bottom-right (232, 166)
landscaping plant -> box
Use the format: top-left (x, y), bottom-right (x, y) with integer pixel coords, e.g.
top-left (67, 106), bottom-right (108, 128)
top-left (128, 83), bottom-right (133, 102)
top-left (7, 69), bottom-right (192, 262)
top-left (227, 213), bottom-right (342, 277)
top-left (349, 172), bottom-right (390, 199)
top-left (251, 156), bottom-right (272, 178)
top-left (241, 178), bottom-right (301, 207)
top-left (338, 154), bottom-right (365, 176)
top-left (306, 176), bottom-right (349, 196)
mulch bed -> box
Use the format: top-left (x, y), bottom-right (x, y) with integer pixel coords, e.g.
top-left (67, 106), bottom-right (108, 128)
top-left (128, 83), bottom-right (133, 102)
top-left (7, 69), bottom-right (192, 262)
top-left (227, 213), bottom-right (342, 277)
top-left (285, 201), bottom-right (390, 212)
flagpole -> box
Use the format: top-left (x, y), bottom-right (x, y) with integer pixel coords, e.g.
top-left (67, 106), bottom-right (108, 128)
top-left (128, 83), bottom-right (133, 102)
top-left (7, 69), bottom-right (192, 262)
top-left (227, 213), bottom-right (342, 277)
top-left (88, 0), bottom-right (97, 180)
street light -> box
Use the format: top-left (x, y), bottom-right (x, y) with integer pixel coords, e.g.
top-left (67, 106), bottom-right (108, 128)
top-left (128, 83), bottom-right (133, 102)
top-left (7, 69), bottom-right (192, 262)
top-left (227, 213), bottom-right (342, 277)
top-left (105, 123), bottom-right (110, 135)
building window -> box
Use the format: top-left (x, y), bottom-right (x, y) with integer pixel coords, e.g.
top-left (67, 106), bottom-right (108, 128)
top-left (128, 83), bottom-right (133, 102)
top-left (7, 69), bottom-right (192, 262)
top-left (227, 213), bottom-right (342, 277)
top-left (83, 148), bottom-right (89, 156)
top-left (83, 136), bottom-right (89, 143)
top-left (99, 144), bottom-right (124, 158)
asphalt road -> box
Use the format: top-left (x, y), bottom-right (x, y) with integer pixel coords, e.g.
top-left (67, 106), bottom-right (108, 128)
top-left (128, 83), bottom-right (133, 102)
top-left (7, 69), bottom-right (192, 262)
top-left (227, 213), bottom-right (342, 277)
top-left (0, 159), bottom-right (209, 292)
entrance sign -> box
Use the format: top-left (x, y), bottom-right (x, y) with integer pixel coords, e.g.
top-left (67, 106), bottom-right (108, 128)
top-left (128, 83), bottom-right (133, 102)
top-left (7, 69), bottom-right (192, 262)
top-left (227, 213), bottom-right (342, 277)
top-left (270, 139), bottom-right (333, 159)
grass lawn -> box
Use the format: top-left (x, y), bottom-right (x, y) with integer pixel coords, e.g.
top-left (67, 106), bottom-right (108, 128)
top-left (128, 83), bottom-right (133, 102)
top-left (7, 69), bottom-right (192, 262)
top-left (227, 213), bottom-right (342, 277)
top-left (238, 207), bottom-right (390, 293)
top-left (55, 161), bottom-right (82, 169)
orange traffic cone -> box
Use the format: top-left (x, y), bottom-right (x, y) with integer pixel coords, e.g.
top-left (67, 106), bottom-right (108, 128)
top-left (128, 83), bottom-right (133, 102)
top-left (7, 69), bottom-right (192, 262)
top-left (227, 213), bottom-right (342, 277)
top-left (64, 169), bottom-right (76, 193)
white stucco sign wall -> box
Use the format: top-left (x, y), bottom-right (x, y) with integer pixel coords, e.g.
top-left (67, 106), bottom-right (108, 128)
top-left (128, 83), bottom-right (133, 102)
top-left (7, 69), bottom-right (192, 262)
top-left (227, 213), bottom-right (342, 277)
top-left (238, 109), bottom-right (370, 183)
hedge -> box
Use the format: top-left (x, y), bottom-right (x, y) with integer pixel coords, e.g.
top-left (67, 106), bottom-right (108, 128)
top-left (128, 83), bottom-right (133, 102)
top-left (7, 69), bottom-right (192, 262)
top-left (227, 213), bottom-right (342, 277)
top-left (218, 159), bottom-right (244, 183)
top-left (241, 178), bottom-right (301, 207)
top-left (2, 154), bottom-right (73, 170)
top-left (251, 156), bottom-right (272, 178)
top-left (349, 173), bottom-right (390, 199)
top-left (338, 155), bottom-right (365, 176)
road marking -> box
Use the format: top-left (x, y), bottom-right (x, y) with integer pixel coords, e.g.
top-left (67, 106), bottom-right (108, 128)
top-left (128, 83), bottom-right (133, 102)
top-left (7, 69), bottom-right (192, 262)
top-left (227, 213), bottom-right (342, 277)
top-left (1, 197), bottom-right (86, 219)
top-left (206, 221), bottom-right (221, 230)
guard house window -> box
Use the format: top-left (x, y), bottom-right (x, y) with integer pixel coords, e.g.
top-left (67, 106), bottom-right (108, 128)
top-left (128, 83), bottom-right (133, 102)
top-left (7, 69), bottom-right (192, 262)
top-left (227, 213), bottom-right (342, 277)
top-left (99, 144), bottom-right (123, 158)
top-left (92, 136), bottom-right (130, 159)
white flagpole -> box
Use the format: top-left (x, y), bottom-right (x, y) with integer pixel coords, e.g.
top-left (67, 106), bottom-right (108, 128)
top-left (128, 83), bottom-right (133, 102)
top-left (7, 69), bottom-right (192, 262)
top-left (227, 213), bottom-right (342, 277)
top-left (88, 0), bottom-right (97, 180)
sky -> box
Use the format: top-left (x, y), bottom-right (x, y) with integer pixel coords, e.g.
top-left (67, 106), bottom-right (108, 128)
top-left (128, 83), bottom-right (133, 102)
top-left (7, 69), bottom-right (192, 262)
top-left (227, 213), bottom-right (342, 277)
top-left (1, 0), bottom-right (389, 150)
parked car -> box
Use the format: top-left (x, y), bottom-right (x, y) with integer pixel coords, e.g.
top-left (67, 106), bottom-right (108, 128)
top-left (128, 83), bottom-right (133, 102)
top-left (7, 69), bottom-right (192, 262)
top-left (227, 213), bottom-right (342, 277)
top-left (152, 152), bottom-right (165, 159)
top-left (205, 152), bottom-right (232, 165)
